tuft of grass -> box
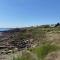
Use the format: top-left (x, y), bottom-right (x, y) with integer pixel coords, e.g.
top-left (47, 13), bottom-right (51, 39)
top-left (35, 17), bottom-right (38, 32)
top-left (12, 52), bottom-right (34, 60)
top-left (13, 56), bottom-right (21, 60)
top-left (29, 43), bottom-right (60, 60)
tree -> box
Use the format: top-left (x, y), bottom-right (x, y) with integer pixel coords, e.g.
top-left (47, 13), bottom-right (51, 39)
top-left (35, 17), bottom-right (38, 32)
top-left (55, 23), bottom-right (60, 27)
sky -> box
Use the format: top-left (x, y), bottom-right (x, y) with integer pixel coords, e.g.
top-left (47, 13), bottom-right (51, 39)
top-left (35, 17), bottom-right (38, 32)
top-left (0, 0), bottom-right (60, 28)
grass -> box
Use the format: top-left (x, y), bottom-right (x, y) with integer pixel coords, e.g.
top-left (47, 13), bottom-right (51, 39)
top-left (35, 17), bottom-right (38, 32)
top-left (29, 43), bottom-right (60, 60)
top-left (13, 52), bottom-right (34, 60)
top-left (12, 43), bottom-right (60, 60)
top-left (13, 56), bottom-right (21, 60)
top-left (11, 27), bottom-right (60, 60)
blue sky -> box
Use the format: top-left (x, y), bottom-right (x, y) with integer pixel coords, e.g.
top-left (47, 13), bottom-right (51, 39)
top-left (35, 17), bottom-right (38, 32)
top-left (0, 0), bottom-right (60, 28)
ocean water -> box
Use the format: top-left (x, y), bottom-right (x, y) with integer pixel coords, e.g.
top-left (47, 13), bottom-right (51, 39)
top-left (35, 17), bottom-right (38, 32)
top-left (0, 28), bottom-right (10, 31)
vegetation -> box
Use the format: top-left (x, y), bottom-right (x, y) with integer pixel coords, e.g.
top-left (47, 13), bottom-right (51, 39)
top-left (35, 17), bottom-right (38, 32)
top-left (12, 43), bottom-right (60, 60)
top-left (29, 43), bottom-right (60, 60)
top-left (0, 23), bottom-right (60, 60)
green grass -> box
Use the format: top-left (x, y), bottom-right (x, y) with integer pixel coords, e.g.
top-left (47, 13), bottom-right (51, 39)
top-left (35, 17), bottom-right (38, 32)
top-left (12, 45), bottom-right (59, 60)
top-left (12, 52), bottom-right (34, 60)
top-left (13, 56), bottom-right (21, 60)
top-left (29, 43), bottom-right (60, 60)
top-left (13, 43), bottom-right (60, 60)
